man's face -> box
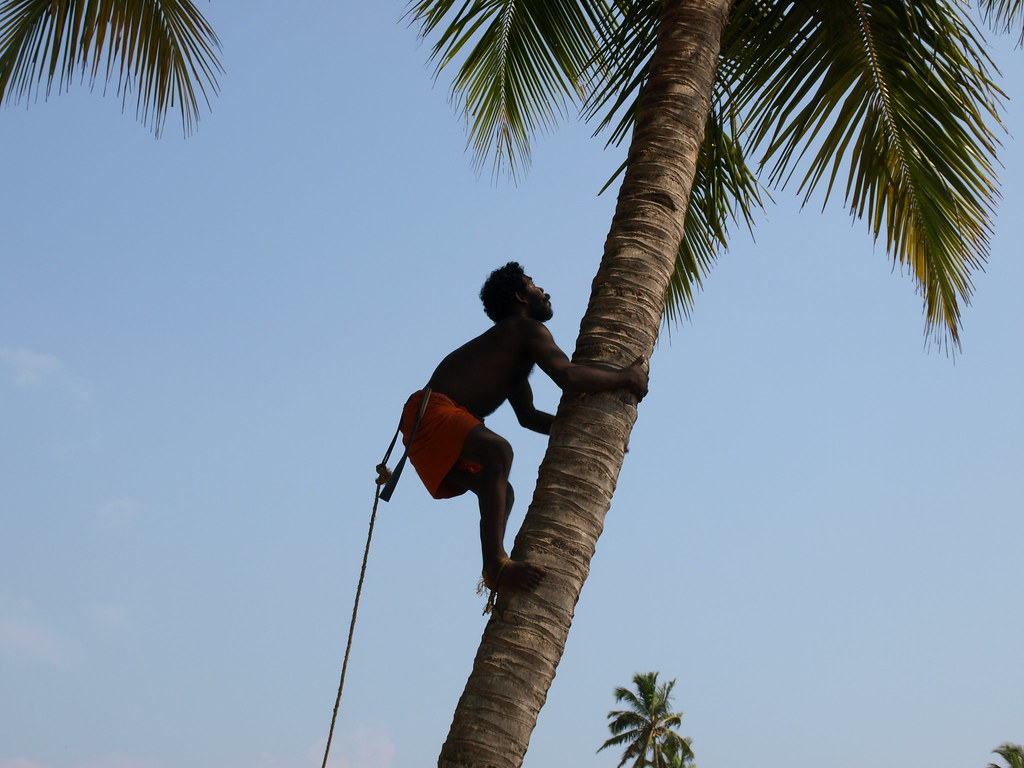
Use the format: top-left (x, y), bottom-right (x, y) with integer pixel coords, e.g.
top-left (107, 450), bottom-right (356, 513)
top-left (521, 276), bottom-right (553, 321)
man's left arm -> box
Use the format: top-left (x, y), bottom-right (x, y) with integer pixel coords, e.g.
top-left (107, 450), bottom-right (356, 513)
top-left (508, 379), bottom-right (554, 435)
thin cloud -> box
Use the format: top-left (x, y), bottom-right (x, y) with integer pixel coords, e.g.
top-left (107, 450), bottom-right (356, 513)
top-left (88, 602), bottom-right (134, 633)
top-left (0, 590), bottom-right (70, 664)
top-left (75, 755), bottom-right (162, 768)
top-left (0, 759), bottom-right (52, 768)
top-left (0, 347), bottom-right (93, 403)
top-left (0, 347), bottom-right (60, 387)
top-left (99, 498), bottom-right (143, 528)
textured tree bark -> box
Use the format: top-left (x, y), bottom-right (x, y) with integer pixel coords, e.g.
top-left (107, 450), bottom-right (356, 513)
top-left (437, 1), bottom-right (732, 766)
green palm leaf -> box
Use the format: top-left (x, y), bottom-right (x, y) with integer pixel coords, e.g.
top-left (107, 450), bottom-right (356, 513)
top-left (977, 0), bottom-right (1024, 41)
top-left (990, 743), bottom-right (1024, 768)
top-left (407, 0), bottom-right (610, 176)
top-left (582, 0), bottom-right (658, 148)
top-left (730, 0), bottom-right (1003, 349)
top-left (665, 104), bottom-right (764, 327)
top-left (0, 0), bottom-right (221, 135)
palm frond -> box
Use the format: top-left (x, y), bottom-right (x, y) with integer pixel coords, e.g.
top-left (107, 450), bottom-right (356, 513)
top-left (731, 0), bottom-right (1003, 350)
top-left (581, 0), bottom-right (658, 146)
top-left (989, 743), bottom-right (1024, 768)
top-left (606, 710), bottom-right (650, 735)
top-left (663, 734), bottom-right (696, 768)
top-left (977, 0), bottom-right (1024, 42)
top-left (407, 0), bottom-right (611, 176)
top-left (0, 0), bottom-right (221, 136)
top-left (613, 685), bottom-right (644, 707)
top-left (599, 727), bottom-right (645, 751)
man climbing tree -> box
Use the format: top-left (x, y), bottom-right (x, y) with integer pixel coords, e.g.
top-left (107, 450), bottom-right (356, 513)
top-left (397, 262), bottom-right (648, 602)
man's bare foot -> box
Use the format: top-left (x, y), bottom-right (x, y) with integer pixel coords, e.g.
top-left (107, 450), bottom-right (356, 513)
top-left (485, 558), bottom-right (546, 592)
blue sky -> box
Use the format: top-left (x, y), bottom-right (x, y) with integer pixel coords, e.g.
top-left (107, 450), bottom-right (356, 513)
top-left (1, 4), bottom-right (1021, 768)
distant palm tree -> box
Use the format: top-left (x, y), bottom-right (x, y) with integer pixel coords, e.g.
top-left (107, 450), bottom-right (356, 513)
top-left (989, 743), bottom-right (1024, 768)
top-left (599, 672), bottom-right (694, 768)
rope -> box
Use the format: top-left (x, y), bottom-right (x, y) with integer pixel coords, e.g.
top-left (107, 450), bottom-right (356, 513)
top-left (320, 390), bottom-right (431, 768)
top-left (320, 463), bottom-right (390, 768)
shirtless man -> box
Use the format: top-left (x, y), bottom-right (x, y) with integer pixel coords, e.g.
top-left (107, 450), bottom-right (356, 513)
top-left (399, 262), bottom-right (648, 596)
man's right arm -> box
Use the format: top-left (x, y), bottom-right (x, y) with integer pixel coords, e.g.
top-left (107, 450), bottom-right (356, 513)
top-left (524, 321), bottom-right (648, 401)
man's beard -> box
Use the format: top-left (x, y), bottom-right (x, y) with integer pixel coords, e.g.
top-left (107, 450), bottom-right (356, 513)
top-left (531, 301), bottom-right (553, 322)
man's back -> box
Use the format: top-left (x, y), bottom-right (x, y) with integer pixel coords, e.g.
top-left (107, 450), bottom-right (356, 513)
top-left (427, 318), bottom-right (540, 418)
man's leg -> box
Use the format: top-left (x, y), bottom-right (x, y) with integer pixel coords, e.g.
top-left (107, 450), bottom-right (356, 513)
top-left (444, 424), bottom-right (545, 592)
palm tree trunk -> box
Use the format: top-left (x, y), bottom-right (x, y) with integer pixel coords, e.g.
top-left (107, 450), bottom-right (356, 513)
top-left (437, 1), bottom-right (732, 766)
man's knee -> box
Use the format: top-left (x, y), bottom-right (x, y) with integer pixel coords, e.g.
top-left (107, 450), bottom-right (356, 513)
top-left (480, 433), bottom-right (513, 472)
top-left (463, 426), bottom-right (513, 475)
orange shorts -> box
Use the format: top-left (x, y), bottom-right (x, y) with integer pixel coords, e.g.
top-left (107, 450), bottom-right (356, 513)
top-left (401, 390), bottom-right (483, 499)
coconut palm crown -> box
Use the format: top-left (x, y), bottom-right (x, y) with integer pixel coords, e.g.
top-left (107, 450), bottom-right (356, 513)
top-left (410, 0), bottom-right (1024, 348)
top-left (599, 671), bottom-right (695, 768)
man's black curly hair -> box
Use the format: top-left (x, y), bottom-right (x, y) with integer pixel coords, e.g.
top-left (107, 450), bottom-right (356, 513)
top-left (480, 261), bottom-right (529, 322)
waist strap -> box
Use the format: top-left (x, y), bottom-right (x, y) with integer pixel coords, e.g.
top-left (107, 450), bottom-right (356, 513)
top-left (379, 387), bottom-right (432, 502)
